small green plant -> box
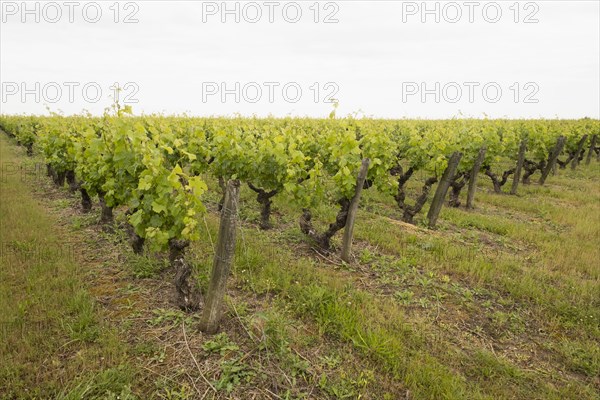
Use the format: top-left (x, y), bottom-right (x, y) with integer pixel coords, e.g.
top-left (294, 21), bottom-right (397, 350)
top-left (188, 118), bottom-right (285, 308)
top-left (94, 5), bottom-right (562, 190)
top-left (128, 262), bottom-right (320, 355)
top-left (432, 290), bottom-right (447, 302)
top-left (462, 288), bottom-right (474, 302)
top-left (150, 347), bottom-right (167, 363)
top-left (133, 341), bottom-right (159, 357)
top-left (320, 354), bottom-right (342, 369)
top-left (215, 360), bottom-right (255, 393)
top-left (358, 248), bottom-right (375, 264)
top-left (155, 380), bottom-right (192, 400)
top-left (318, 373), bottom-right (357, 399)
top-left (491, 311), bottom-right (525, 335)
top-left (417, 276), bottom-right (433, 287)
top-left (417, 298), bottom-right (431, 308)
top-left (202, 333), bottom-right (239, 355)
top-left (394, 290), bottom-right (414, 305)
top-left (147, 309), bottom-right (193, 329)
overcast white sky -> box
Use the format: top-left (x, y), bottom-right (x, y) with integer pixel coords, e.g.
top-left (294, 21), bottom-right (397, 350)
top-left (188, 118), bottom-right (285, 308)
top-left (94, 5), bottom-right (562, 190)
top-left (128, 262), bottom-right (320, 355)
top-left (1, 0), bottom-right (599, 118)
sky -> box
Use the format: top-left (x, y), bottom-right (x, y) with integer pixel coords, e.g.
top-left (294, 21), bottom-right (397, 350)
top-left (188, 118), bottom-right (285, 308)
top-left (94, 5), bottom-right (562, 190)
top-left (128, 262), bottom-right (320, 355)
top-left (0, 0), bottom-right (599, 119)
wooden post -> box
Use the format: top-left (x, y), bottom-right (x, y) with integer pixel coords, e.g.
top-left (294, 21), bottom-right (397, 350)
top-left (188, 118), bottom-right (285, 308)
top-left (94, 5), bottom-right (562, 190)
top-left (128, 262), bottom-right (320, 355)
top-left (510, 140), bottom-right (527, 195)
top-left (341, 158), bottom-right (370, 263)
top-left (466, 146), bottom-right (486, 209)
top-left (539, 136), bottom-right (565, 185)
top-left (585, 134), bottom-right (597, 165)
top-left (200, 180), bottom-right (240, 334)
top-left (427, 152), bottom-right (462, 228)
top-left (571, 135), bottom-right (588, 169)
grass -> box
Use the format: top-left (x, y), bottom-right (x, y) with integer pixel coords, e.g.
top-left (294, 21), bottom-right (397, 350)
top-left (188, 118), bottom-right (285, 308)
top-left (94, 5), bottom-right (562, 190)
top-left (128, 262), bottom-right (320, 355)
top-left (2, 133), bottom-right (599, 399)
top-left (0, 136), bottom-right (136, 398)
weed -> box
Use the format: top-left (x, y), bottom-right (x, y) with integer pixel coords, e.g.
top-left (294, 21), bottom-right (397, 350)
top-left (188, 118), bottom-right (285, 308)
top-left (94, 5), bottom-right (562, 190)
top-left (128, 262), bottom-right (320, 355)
top-left (215, 360), bottom-right (255, 393)
top-left (147, 309), bottom-right (193, 329)
top-left (202, 333), bottom-right (240, 356)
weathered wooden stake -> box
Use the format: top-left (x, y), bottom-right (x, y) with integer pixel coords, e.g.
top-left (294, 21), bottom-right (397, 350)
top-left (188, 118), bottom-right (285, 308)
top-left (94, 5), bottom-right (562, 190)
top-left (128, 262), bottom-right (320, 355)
top-left (539, 136), bottom-right (565, 185)
top-left (571, 135), bottom-right (588, 169)
top-left (341, 158), bottom-right (370, 263)
top-left (510, 140), bottom-right (527, 195)
top-left (427, 152), bottom-right (462, 228)
top-left (585, 134), bottom-right (598, 165)
top-left (200, 179), bottom-right (240, 334)
top-left (466, 146), bottom-right (486, 209)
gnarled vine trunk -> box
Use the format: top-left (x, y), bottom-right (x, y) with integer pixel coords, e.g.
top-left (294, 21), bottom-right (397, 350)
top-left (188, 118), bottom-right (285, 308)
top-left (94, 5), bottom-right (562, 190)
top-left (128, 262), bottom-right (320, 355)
top-left (299, 198), bottom-right (351, 250)
top-left (248, 183), bottom-right (278, 230)
top-left (392, 165), bottom-right (437, 224)
top-left (65, 170), bottom-right (78, 193)
top-left (51, 169), bottom-right (66, 187)
top-left (556, 154), bottom-right (574, 169)
top-left (170, 239), bottom-right (203, 311)
top-left (483, 166), bottom-right (515, 193)
top-left (571, 135), bottom-right (589, 169)
top-left (522, 159), bottom-right (545, 184)
top-left (448, 172), bottom-right (469, 207)
top-left (98, 192), bottom-right (113, 225)
top-left (124, 221), bottom-right (145, 254)
top-left (80, 188), bottom-right (92, 212)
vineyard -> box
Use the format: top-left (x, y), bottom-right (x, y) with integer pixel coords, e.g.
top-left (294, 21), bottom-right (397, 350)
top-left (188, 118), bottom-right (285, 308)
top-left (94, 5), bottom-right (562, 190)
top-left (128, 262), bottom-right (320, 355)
top-left (1, 110), bottom-right (599, 399)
